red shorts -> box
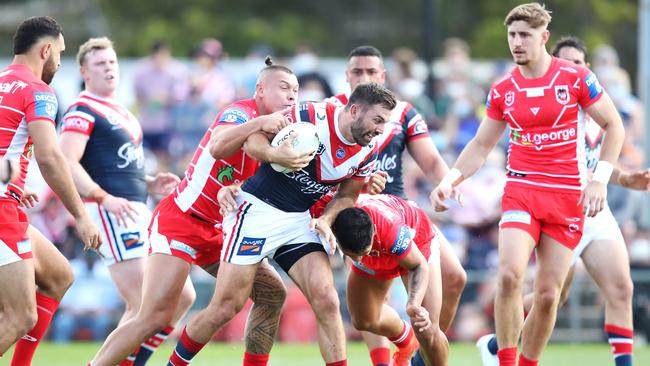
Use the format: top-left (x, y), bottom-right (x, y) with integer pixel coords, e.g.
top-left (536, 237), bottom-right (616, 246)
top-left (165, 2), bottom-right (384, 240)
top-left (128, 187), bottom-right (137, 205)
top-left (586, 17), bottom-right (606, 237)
top-left (148, 195), bottom-right (222, 267)
top-left (0, 200), bottom-right (31, 267)
top-left (499, 185), bottom-right (584, 249)
top-left (351, 210), bottom-right (437, 280)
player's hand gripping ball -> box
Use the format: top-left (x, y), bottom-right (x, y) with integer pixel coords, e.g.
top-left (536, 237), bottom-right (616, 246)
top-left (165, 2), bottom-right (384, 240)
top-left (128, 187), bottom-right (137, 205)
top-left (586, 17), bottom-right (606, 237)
top-left (270, 122), bottom-right (320, 173)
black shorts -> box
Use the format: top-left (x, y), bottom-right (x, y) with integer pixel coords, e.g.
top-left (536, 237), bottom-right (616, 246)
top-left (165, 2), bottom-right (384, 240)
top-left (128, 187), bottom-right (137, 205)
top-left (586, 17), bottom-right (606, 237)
top-left (273, 242), bottom-right (325, 273)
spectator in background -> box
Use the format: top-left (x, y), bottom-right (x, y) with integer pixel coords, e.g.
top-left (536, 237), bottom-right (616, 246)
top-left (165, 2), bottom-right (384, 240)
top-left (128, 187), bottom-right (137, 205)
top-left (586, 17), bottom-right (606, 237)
top-left (297, 72), bottom-right (333, 102)
top-left (133, 40), bottom-right (188, 166)
top-left (51, 251), bottom-right (122, 342)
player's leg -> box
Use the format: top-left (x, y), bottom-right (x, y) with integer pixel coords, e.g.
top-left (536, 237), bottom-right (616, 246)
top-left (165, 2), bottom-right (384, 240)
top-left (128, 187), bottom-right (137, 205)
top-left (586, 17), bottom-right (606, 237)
top-left (243, 260), bottom-right (287, 365)
top-left (90, 253), bottom-right (192, 366)
top-left (282, 248), bottom-right (347, 365)
top-left (494, 228), bottom-right (537, 366)
top-left (581, 238), bottom-right (634, 366)
top-left (519, 233), bottom-right (573, 363)
top-left (0, 259), bottom-right (37, 354)
top-left (361, 323), bottom-right (392, 366)
top-left (438, 232), bottom-right (466, 333)
top-left (10, 226), bottom-right (74, 365)
top-left (404, 246), bottom-right (448, 366)
top-left (347, 272), bottom-right (403, 338)
top-left (168, 261), bottom-right (259, 366)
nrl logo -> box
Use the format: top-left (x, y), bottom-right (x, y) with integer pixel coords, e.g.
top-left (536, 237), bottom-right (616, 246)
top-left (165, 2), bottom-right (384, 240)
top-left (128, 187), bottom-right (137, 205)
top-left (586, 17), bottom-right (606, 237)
top-left (505, 91), bottom-right (515, 106)
top-left (555, 85), bottom-right (569, 105)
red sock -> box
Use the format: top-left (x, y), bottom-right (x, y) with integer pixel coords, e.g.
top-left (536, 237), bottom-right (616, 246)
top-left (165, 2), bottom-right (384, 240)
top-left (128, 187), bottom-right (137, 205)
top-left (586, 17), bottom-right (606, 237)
top-left (497, 347), bottom-right (517, 366)
top-left (168, 327), bottom-right (206, 366)
top-left (10, 292), bottom-right (59, 366)
top-left (369, 347), bottom-right (391, 366)
top-left (118, 348), bottom-right (138, 366)
top-left (243, 351), bottom-right (269, 366)
top-left (518, 353), bottom-right (538, 366)
top-left (325, 361), bottom-right (347, 366)
top-left (388, 320), bottom-right (414, 349)
top-left (605, 324), bottom-right (633, 366)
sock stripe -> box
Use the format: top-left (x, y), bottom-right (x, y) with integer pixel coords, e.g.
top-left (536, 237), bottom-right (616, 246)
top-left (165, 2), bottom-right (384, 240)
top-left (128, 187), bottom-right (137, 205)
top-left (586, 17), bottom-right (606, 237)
top-left (388, 320), bottom-right (410, 344)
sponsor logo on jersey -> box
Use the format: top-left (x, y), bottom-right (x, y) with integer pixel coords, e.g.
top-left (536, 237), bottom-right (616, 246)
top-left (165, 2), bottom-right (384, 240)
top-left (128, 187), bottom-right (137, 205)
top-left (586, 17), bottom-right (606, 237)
top-left (412, 119), bottom-right (427, 134)
top-left (555, 85), bottom-right (570, 105)
top-left (585, 72), bottom-right (603, 99)
top-left (284, 170), bottom-right (331, 195)
top-left (237, 237), bottom-right (265, 256)
top-left (217, 165), bottom-right (235, 184)
top-left (0, 80), bottom-right (28, 94)
top-left (530, 107), bottom-right (540, 116)
top-left (117, 142), bottom-right (145, 169)
top-left (121, 232), bottom-right (144, 250)
top-left (505, 91), bottom-right (515, 106)
top-left (17, 239), bottom-right (31, 254)
top-left (500, 210), bottom-right (531, 225)
top-left (220, 108), bottom-right (249, 124)
top-left (335, 148), bottom-right (346, 159)
top-left (516, 126), bottom-right (576, 147)
top-left (33, 92), bottom-right (57, 119)
top-left (64, 116), bottom-right (90, 131)
top-left (170, 240), bottom-right (197, 259)
top-left (390, 226), bottom-right (412, 256)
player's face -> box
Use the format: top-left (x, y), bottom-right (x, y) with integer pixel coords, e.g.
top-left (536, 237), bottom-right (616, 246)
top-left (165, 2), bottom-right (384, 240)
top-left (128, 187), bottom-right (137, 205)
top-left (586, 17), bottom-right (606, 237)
top-left (42, 34), bottom-right (65, 85)
top-left (507, 20), bottom-right (549, 66)
top-left (81, 48), bottom-right (120, 96)
top-left (350, 104), bottom-right (390, 146)
top-left (556, 46), bottom-right (587, 66)
top-left (259, 71), bottom-right (299, 113)
top-left (346, 56), bottom-right (386, 91)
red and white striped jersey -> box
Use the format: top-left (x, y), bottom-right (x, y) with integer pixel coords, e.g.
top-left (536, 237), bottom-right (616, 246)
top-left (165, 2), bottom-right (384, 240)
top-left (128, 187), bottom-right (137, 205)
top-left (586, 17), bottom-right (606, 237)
top-left (486, 57), bottom-right (604, 191)
top-left (0, 64), bottom-right (58, 201)
top-left (325, 93), bottom-right (429, 197)
top-left (173, 99), bottom-right (261, 224)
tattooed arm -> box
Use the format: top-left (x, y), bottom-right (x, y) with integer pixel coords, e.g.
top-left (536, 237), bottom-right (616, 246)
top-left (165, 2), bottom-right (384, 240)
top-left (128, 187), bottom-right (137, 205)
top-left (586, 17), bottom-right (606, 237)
top-left (399, 244), bottom-right (430, 308)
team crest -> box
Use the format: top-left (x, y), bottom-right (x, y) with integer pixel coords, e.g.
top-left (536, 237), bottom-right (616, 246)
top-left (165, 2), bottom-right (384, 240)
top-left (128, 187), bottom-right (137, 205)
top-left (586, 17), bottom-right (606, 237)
top-left (555, 85), bottom-right (570, 105)
top-left (505, 91), bottom-right (515, 106)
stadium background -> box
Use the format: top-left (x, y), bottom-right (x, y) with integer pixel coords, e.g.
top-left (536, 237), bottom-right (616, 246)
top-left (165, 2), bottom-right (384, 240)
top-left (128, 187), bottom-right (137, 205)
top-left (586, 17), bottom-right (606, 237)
top-left (1, 0), bottom-right (649, 364)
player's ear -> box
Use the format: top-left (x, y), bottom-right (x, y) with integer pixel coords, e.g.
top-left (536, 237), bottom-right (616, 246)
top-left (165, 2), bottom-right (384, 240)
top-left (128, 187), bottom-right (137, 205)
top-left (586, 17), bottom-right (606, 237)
top-left (541, 29), bottom-right (550, 46)
top-left (41, 41), bottom-right (52, 61)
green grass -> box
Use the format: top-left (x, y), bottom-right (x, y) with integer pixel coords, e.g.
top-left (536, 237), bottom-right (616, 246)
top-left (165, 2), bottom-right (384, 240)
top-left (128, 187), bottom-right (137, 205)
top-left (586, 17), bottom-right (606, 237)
top-left (4, 341), bottom-right (649, 365)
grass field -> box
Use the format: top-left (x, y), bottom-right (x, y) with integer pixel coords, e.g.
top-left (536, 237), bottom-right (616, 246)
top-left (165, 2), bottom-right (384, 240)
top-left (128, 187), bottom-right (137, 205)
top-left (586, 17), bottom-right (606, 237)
top-left (3, 341), bottom-right (650, 365)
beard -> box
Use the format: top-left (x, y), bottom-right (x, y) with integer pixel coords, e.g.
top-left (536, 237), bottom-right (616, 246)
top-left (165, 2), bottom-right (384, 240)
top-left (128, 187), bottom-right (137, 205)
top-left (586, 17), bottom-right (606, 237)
top-left (41, 56), bottom-right (58, 85)
top-left (515, 59), bottom-right (530, 66)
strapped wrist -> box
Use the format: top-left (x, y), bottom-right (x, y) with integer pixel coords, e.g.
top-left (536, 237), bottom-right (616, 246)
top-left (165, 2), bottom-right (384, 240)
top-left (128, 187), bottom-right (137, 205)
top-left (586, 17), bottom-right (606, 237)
top-left (592, 161), bottom-right (614, 184)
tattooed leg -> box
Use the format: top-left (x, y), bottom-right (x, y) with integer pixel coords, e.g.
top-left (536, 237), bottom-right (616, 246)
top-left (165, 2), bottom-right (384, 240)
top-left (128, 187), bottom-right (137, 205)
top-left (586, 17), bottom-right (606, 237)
top-left (246, 260), bottom-right (287, 354)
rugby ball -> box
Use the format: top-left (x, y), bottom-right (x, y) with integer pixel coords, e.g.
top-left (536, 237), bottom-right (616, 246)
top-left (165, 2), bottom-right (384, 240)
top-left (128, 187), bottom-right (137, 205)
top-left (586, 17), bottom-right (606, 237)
top-left (270, 122), bottom-right (320, 173)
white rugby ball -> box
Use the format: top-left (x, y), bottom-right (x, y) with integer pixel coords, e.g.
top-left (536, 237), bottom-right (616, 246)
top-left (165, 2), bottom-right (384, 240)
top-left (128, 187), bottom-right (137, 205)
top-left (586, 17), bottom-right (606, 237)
top-left (270, 122), bottom-right (320, 173)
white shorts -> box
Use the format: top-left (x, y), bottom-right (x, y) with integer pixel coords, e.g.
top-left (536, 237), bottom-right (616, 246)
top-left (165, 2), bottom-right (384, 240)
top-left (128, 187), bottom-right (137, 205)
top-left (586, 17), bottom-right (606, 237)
top-left (221, 192), bottom-right (321, 265)
top-left (572, 203), bottom-right (623, 264)
top-left (86, 201), bottom-right (152, 266)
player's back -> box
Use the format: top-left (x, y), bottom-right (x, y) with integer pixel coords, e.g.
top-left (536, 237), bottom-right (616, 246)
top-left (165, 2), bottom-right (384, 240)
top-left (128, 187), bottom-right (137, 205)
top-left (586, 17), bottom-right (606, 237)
top-left (486, 57), bottom-right (604, 191)
top-left (174, 98), bottom-right (261, 223)
top-left (0, 64), bottom-right (58, 201)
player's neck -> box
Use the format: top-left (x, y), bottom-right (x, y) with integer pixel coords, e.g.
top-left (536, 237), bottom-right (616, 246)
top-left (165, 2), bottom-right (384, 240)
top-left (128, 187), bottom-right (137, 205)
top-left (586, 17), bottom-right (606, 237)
top-left (85, 88), bottom-right (117, 100)
top-left (12, 56), bottom-right (42, 79)
top-left (517, 52), bottom-right (552, 79)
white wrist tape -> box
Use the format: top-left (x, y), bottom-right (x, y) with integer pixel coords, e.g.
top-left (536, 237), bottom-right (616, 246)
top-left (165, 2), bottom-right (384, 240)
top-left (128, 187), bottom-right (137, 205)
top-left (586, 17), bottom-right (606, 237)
top-left (592, 160), bottom-right (614, 184)
top-left (441, 168), bottom-right (463, 187)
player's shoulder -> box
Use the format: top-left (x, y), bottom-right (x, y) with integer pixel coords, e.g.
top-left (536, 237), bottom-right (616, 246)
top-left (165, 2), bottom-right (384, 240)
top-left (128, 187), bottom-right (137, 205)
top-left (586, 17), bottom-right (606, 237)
top-left (325, 93), bottom-right (348, 107)
top-left (555, 57), bottom-right (589, 76)
top-left (218, 98), bottom-right (257, 123)
top-left (490, 72), bottom-right (515, 91)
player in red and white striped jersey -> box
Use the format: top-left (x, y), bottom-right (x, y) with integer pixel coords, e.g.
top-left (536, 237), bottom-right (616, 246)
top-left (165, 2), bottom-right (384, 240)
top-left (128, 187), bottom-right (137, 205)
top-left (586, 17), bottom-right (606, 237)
top-left (0, 17), bottom-right (101, 363)
top-left (432, 4), bottom-right (625, 366)
top-left (90, 58), bottom-right (307, 366)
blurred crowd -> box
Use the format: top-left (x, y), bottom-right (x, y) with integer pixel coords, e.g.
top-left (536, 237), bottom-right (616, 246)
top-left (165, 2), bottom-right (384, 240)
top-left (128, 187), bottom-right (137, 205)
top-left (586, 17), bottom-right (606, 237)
top-left (21, 37), bottom-right (649, 344)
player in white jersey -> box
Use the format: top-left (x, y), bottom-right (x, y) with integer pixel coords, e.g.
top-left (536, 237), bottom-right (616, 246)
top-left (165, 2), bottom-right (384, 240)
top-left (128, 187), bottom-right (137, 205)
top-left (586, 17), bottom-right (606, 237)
top-left (477, 35), bottom-right (645, 366)
top-left (59, 38), bottom-right (195, 365)
top-left (327, 45), bottom-right (466, 366)
top-left (0, 17), bottom-right (101, 364)
top-left (168, 83), bottom-right (397, 366)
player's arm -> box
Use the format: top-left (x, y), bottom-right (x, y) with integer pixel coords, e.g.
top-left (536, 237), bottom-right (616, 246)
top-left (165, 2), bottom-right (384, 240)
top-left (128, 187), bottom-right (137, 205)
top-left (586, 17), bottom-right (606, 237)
top-left (28, 121), bottom-right (101, 249)
top-left (583, 93), bottom-right (625, 216)
top-left (209, 111), bottom-right (290, 159)
top-left (407, 137), bottom-right (449, 186)
top-left (312, 178), bottom-right (366, 254)
top-left (611, 168), bottom-right (650, 191)
top-left (430, 117), bottom-right (506, 211)
top-left (59, 131), bottom-right (138, 226)
top-left (397, 243), bottom-right (430, 308)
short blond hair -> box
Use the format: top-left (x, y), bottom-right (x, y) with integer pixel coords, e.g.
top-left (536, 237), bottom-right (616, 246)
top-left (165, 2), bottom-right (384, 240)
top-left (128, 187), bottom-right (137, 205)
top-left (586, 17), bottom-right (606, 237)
top-left (77, 37), bottom-right (114, 66)
top-left (504, 3), bottom-right (552, 28)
